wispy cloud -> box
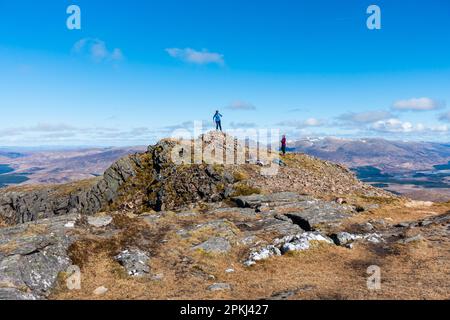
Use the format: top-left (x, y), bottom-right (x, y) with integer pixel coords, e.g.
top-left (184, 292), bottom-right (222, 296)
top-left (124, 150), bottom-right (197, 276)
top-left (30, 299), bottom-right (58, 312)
top-left (0, 123), bottom-right (160, 146)
top-left (438, 111), bottom-right (450, 122)
top-left (277, 118), bottom-right (326, 129)
top-left (336, 110), bottom-right (392, 126)
top-left (286, 108), bottom-right (309, 113)
top-left (226, 100), bottom-right (256, 111)
top-left (166, 48), bottom-right (224, 66)
top-left (392, 97), bottom-right (445, 111)
top-left (229, 122), bottom-right (257, 129)
top-left (73, 38), bottom-right (124, 63)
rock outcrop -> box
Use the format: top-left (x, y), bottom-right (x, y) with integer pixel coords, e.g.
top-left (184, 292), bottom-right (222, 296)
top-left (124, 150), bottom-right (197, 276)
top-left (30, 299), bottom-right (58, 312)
top-left (0, 155), bottom-right (141, 225)
top-left (0, 132), bottom-right (394, 227)
top-left (0, 214), bottom-right (78, 299)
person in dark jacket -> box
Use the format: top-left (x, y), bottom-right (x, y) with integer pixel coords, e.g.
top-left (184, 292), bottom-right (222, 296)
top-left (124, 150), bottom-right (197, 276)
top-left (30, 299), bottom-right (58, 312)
top-left (213, 110), bottom-right (223, 131)
top-left (281, 135), bottom-right (287, 155)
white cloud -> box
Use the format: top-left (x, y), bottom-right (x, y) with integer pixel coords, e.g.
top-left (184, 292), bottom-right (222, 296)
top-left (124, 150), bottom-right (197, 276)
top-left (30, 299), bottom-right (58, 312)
top-left (371, 119), bottom-right (426, 133)
top-left (430, 124), bottom-right (449, 132)
top-left (226, 100), bottom-right (256, 111)
top-left (165, 48), bottom-right (224, 66)
top-left (73, 38), bottom-right (124, 63)
top-left (392, 97), bottom-right (445, 111)
top-left (0, 123), bottom-right (161, 146)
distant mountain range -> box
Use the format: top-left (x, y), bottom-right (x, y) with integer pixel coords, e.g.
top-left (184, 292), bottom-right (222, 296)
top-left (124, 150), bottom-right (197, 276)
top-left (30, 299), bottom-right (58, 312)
top-left (1, 138), bottom-right (450, 201)
top-left (0, 146), bottom-right (147, 185)
top-left (290, 137), bottom-right (450, 172)
top-left (0, 151), bottom-right (25, 159)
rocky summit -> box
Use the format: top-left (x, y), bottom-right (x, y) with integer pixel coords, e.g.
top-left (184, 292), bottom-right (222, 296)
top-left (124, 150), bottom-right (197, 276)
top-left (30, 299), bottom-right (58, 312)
top-left (0, 132), bottom-right (448, 300)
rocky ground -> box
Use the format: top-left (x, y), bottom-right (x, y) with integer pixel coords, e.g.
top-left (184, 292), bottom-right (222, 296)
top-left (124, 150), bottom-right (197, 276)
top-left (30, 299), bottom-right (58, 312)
top-left (0, 132), bottom-right (448, 300)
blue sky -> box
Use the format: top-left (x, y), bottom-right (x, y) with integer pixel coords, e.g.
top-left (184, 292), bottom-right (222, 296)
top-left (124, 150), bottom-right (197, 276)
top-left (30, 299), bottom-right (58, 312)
top-left (0, 0), bottom-right (450, 146)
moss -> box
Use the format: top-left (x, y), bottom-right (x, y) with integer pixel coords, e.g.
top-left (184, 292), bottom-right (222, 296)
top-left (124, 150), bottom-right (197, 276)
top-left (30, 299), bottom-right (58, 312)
top-left (212, 164), bottom-right (225, 175)
top-left (231, 183), bottom-right (261, 197)
top-left (233, 171), bottom-right (249, 182)
top-left (356, 195), bottom-right (400, 205)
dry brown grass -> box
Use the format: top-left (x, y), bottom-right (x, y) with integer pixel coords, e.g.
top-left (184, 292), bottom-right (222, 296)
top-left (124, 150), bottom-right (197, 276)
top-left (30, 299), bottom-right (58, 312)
top-left (50, 202), bottom-right (450, 300)
top-left (0, 216), bottom-right (9, 228)
top-left (52, 237), bottom-right (450, 300)
top-left (341, 201), bottom-right (448, 230)
top-left (2, 177), bottom-right (100, 196)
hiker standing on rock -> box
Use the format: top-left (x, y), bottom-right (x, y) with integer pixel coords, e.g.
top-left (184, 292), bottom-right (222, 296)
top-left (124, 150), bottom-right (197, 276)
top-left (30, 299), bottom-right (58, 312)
top-left (281, 135), bottom-right (287, 155)
top-left (213, 110), bottom-right (223, 131)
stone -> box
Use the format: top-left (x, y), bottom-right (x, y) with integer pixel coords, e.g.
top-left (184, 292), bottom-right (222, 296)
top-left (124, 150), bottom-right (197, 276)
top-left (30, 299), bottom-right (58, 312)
top-left (244, 245), bottom-right (281, 266)
top-left (280, 232), bottom-right (333, 254)
top-left (285, 201), bottom-right (352, 231)
top-left (0, 288), bottom-right (40, 300)
top-left (87, 216), bottom-right (113, 228)
top-left (115, 248), bottom-right (151, 277)
top-left (64, 221), bottom-right (76, 228)
top-left (232, 194), bottom-right (269, 208)
top-left (192, 237), bottom-right (231, 254)
top-left (395, 222), bottom-right (411, 228)
top-left (334, 232), bottom-right (361, 246)
top-left (0, 214), bottom-right (77, 299)
top-left (151, 273), bottom-right (164, 281)
top-left (333, 232), bottom-right (384, 246)
top-left (207, 283), bottom-right (232, 291)
top-left (93, 286), bottom-right (108, 295)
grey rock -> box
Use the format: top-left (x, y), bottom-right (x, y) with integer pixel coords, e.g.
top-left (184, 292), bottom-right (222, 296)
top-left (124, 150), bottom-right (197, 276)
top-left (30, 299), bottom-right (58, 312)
top-left (395, 222), bottom-right (411, 228)
top-left (232, 192), bottom-right (304, 209)
top-left (115, 248), bottom-right (151, 277)
top-left (244, 245), bottom-right (282, 266)
top-left (207, 283), bottom-right (232, 291)
top-left (87, 216), bottom-right (113, 228)
top-left (362, 222), bottom-right (375, 232)
top-left (280, 232), bottom-right (333, 254)
top-left (93, 286), bottom-right (108, 295)
top-left (179, 219), bottom-right (236, 240)
top-left (0, 214), bottom-right (77, 299)
top-left (334, 232), bottom-right (361, 246)
top-left (193, 237), bottom-right (231, 254)
top-left (333, 232), bottom-right (384, 246)
top-left (236, 218), bottom-right (303, 237)
top-left (0, 288), bottom-right (40, 300)
top-left (285, 200), bottom-right (353, 231)
top-left (0, 155), bottom-right (139, 225)
top-left (269, 285), bottom-right (315, 300)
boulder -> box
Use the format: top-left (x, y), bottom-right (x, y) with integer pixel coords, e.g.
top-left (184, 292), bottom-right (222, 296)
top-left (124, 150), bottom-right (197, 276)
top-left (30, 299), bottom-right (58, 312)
top-left (115, 248), bottom-right (151, 277)
top-left (87, 216), bottom-right (113, 228)
top-left (192, 237), bottom-right (231, 254)
top-left (285, 200), bottom-right (353, 231)
top-left (0, 214), bottom-right (77, 299)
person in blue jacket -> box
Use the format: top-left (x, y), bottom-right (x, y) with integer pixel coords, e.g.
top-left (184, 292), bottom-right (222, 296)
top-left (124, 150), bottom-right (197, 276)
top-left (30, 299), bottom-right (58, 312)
top-left (213, 110), bottom-right (223, 131)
